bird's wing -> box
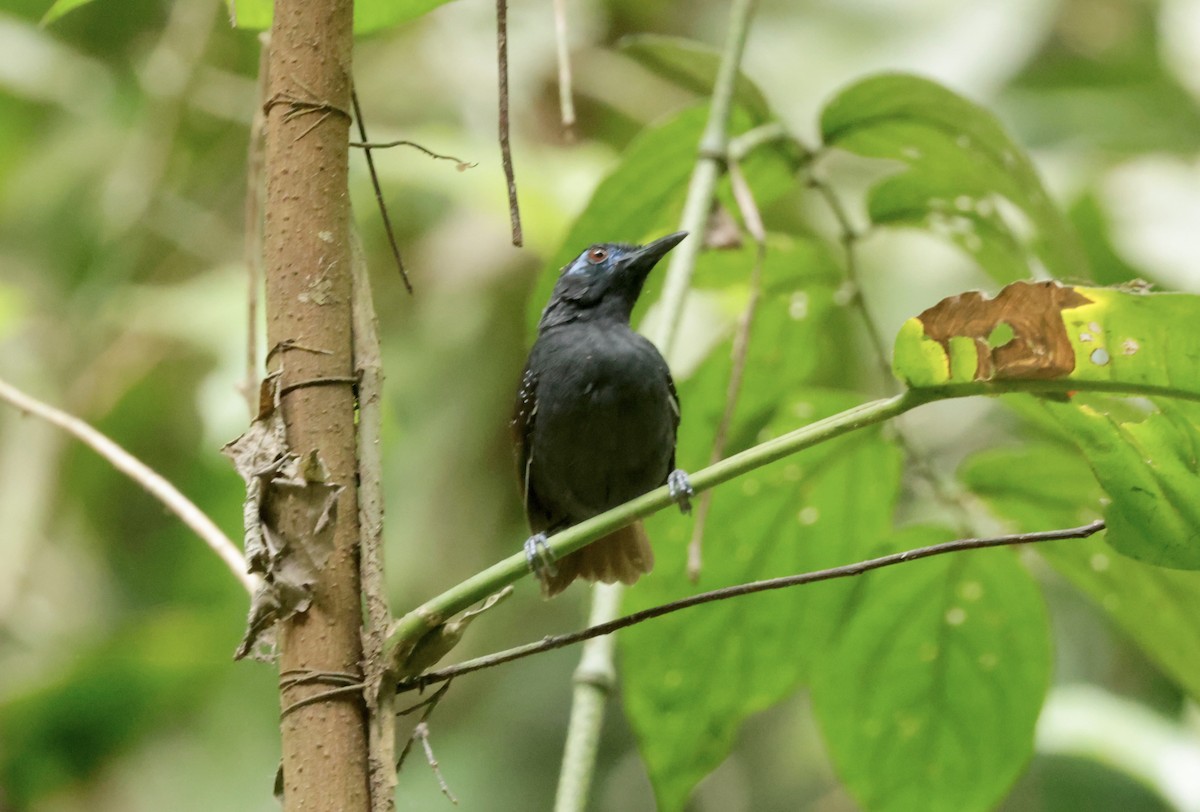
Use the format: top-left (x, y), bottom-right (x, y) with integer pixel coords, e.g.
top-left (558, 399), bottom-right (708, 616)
top-left (510, 363), bottom-right (551, 529)
top-left (665, 363), bottom-right (681, 472)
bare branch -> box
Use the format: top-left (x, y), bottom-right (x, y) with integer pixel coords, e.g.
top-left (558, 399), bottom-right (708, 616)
top-left (398, 520), bottom-right (1104, 693)
top-left (351, 89), bottom-right (413, 294)
top-left (349, 139), bottom-right (476, 170)
top-left (0, 376), bottom-right (255, 594)
top-left (496, 0), bottom-right (523, 246)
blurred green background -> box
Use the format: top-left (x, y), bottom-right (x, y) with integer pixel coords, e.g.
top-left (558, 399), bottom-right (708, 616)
top-left (3, 0), bottom-right (1200, 809)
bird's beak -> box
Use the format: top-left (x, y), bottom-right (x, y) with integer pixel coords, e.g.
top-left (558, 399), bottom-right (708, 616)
top-left (626, 231), bottom-right (688, 275)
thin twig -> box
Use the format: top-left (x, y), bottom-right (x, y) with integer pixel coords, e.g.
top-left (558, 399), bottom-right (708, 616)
top-left (552, 0), bottom-right (575, 138)
top-left (687, 159), bottom-right (767, 580)
top-left (806, 169), bottom-right (891, 386)
top-left (349, 139), bottom-right (475, 170)
top-left (398, 520), bottom-right (1104, 692)
top-left (351, 89), bottom-right (413, 294)
top-left (496, 0), bottom-right (523, 246)
top-left (0, 376), bottom-right (254, 593)
top-left (396, 680), bottom-right (455, 804)
top-left (415, 723), bottom-right (458, 805)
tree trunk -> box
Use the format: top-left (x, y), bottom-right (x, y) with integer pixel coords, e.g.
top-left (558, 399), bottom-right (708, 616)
top-left (262, 0), bottom-right (369, 808)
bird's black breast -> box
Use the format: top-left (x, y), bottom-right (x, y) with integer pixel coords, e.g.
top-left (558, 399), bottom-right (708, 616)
top-left (516, 321), bottom-right (678, 527)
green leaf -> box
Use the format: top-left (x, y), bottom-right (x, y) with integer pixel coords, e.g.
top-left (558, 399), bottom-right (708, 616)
top-left (811, 526), bottom-right (1050, 812)
top-left (40, 0), bottom-right (94, 25)
top-left (227, 0), bottom-right (455, 34)
top-left (892, 281), bottom-right (1200, 395)
top-left (960, 443), bottom-right (1200, 702)
top-left (622, 390), bottom-right (902, 812)
top-left (619, 35), bottom-right (773, 123)
top-left (820, 73), bottom-right (1085, 282)
top-left (1044, 397), bottom-right (1200, 569)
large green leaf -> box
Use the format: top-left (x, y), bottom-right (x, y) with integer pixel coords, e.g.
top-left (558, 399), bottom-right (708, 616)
top-left (960, 443), bottom-right (1200, 701)
top-left (40, 0), bottom-right (94, 25)
top-left (811, 526), bottom-right (1050, 812)
top-left (622, 390), bottom-right (902, 812)
top-left (226, 0), bottom-right (454, 34)
top-left (820, 73), bottom-right (1086, 282)
top-left (1044, 397), bottom-right (1200, 569)
top-left (619, 35), bottom-right (773, 123)
top-left (892, 281), bottom-right (1200, 394)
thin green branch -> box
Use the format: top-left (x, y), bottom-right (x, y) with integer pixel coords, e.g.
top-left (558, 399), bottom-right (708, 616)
top-left (386, 389), bottom-right (925, 667)
top-left (384, 374), bottom-right (1200, 671)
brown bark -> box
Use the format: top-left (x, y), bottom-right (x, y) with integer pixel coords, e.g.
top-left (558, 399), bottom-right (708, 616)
top-left (262, 0), bottom-right (369, 809)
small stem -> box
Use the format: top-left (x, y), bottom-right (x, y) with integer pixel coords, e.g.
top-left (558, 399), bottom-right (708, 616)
top-left (0, 376), bottom-right (254, 593)
top-left (552, 0), bottom-right (576, 138)
top-left (496, 0), bottom-right (523, 246)
top-left (806, 170), bottom-right (893, 387)
top-left (351, 90), bottom-right (412, 294)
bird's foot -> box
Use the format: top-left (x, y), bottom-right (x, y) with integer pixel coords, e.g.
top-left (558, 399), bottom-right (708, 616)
top-left (523, 533), bottom-right (558, 580)
top-left (668, 469), bottom-right (694, 515)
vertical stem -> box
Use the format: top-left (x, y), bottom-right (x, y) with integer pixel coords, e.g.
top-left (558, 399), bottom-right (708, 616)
top-left (552, 0), bottom-right (576, 137)
top-left (653, 0), bottom-right (758, 357)
top-left (497, 0), bottom-right (523, 246)
top-left (351, 229), bottom-right (396, 812)
top-left (554, 1), bottom-right (759, 809)
top-left (263, 0), bottom-right (369, 808)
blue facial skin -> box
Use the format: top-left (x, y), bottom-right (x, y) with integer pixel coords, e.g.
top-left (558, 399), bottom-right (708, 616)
top-left (539, 232), bottom-right (687, 330)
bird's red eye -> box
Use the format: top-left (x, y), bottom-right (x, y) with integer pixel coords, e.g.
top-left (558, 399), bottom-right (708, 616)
top-left (586, 247), bottom-right (609, 264)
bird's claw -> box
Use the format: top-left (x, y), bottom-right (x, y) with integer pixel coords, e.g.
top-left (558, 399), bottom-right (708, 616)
top-left (668, 469), bottom-right (694, 515)
top-left (523, 533), bottom-right (558, 579)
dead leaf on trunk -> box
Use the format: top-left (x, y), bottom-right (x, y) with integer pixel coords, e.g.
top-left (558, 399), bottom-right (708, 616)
top-left (222, 376), bottom-right (341, 661)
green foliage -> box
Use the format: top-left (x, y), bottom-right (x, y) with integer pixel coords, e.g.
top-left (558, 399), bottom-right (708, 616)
top-left (961, 442), bottom-right (1200, 702)
top-left (226, 0), bottom-right (455, 33)
top-left (619, 34), bottom-right (774, 122)
top-left (811, 526), bottom-right (1050, 812)
top-left (1045, 398), bottom-right (1200, 569)
top-left (820, 73), bottom-right (1086, 283)
top-left (39, 0), bottom-right (93, 25)
top-left (600, 61), bottom-right (1200, 812)
top-left (624, 392), bottom-right (902, 811)
top-left (12, 3), bottom-right (1200, 811)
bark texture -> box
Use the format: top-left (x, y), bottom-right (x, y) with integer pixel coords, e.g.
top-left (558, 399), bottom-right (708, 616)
top-left (263, 0), bottom-right (369, 808)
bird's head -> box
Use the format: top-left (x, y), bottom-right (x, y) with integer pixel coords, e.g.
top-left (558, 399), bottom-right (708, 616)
top-left (539, 231), bottom-right (688, 329)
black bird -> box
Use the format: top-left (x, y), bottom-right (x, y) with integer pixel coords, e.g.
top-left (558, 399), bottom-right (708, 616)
top-left (511, 232), bottom-right (693, 596)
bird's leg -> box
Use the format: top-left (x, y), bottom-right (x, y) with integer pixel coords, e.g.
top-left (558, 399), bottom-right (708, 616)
top-left (523, 532), bottom-right (559, 579)
top-left (668, 469), bottom-right (694, 514)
